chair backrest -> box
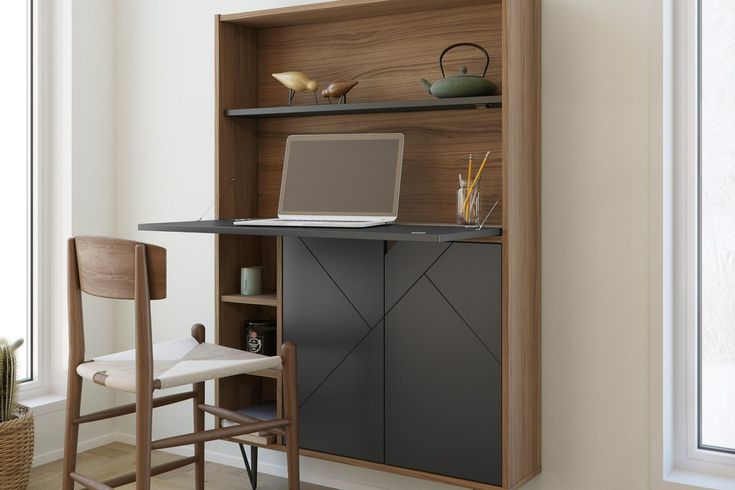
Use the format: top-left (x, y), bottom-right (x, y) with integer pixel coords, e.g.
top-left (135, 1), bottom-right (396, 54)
top-left (72, 236), bottom-right (167, 300)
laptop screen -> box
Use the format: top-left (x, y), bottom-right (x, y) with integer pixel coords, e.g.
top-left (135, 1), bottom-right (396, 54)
top-left (279, 134), bottom-right (404, 218)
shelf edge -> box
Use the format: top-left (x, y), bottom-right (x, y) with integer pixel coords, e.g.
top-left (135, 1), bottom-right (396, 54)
top-left (224, 96), bottom-right (502, 118)
top-left (221, 293), bottom-right (278, 306)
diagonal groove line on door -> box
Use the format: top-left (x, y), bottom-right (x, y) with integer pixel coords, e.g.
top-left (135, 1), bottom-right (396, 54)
top-left (298, 326), bottom-right (377, 409)
top-left (383, 243), bottom-right (454, 319)
top-left (296, 242), bottom-right (459, 408)
top-left (424, 274), bottom-right (501, 366)
top-left (299, 237), bottom-right (373, 331)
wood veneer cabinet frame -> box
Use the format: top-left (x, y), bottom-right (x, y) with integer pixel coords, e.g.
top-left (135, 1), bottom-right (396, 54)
top-left (213, 1), bottom-right (540, 488)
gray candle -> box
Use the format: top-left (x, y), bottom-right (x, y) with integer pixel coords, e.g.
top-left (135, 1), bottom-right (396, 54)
top-left (240, 266), bottom-right (262, 295)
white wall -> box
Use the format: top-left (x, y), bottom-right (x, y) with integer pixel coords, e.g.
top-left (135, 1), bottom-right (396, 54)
top-left (527, 0), bottom-right (651, 488)
top-left (51, 0), bottom-right (654, 488)
top-left (33, 0), bottom-right (119, 464)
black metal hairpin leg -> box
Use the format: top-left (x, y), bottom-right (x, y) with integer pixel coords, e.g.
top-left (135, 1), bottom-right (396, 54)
top-left (238, 444), bottom-right (258, 489)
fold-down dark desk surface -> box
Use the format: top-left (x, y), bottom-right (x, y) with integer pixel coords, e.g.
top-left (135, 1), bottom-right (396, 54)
top-left (138, 220), bottom-right (502, 243)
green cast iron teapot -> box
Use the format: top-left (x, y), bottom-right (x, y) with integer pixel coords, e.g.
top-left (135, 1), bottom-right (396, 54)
top-left (419, 43), bottom-right (498, 98)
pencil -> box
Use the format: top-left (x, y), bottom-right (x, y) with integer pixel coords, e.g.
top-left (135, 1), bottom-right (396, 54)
top-left (465, 154), bottom-right (473, 221)
top-left (462, 151), bottom-right (490, 218)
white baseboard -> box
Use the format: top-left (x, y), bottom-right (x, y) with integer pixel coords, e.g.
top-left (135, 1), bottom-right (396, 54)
top-left (33, 432), bottom-right (118, 467)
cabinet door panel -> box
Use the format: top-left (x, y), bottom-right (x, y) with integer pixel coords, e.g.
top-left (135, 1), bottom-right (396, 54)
top-left (298, 324), bottom-right (383, 462)
top-left (385, 242), bottom-right (502, 485)
top-left (283, 237), bottom-right (384, 462)
top-left (426, 242), bottom-right (503, 361)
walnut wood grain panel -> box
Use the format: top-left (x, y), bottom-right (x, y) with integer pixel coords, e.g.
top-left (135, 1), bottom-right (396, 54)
top-left (221, 0), bottom-right (499, 29)
top-left (216, 20), bottom-right (258, 219)
top-left (256, 3), bottom-right (502, 106)
top-left (501, 0), bottom-right (542, 486)
top-left (261, 236), bottom-right (278, 293)
top-left (215, 19), bottom-right (266, 416)
top-left (258, 110), bottom-right (503, 225)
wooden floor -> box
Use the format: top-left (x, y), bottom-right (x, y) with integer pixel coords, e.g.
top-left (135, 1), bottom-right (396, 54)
top-left (29, 442), bottom-right (333, 489)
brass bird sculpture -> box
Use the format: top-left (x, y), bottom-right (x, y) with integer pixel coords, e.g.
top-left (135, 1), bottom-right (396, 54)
top-left (321, 80), bottom-right (359, 104)
top-left (272, 72), bottom-right (319, 106)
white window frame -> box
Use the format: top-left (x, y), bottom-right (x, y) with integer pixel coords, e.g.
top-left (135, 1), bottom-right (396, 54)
top-left (652, 0), bottom-right (735, 488)
top-left (17, 0), bottom-right (48, 400)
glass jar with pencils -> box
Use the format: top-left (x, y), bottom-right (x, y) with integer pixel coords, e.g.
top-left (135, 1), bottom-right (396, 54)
top-left (457, 179), bottom-right (481, 225)
top-left (457, 151), bottom-right (490, 225)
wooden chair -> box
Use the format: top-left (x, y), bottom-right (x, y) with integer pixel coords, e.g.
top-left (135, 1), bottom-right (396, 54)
top-left (62, 236), bottom-right (300, 490)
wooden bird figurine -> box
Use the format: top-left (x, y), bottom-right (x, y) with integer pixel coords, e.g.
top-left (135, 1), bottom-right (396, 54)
top-left (272, 72), bottom-right (319, 106)
top-left (321, 80), bottom-right (359, 104)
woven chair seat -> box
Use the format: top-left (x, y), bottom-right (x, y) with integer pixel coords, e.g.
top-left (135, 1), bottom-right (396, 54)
top-left (77, 337), bottom-right (281, 393)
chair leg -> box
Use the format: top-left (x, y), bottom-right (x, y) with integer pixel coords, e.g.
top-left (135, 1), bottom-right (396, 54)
top-left (136, 387), bottom-right (153, 490)
top-left (62, 369), bottom-right (83, 490)
top-left (282, 342), bottom-right (300, 490)
top-left (191, 323), bottom-right (206, 489)
top-left (193, 381), bottom-right (205, 490)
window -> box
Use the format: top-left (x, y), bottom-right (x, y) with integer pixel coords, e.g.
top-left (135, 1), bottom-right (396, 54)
top-left (698, 0), bottom-right (735, 455)
top-left (652, 0), bottom-right (735, 486)
top-left (0, 0), bottom-right (35, 383)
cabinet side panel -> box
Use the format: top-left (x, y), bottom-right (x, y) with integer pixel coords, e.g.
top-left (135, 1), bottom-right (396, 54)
top-left (216, 20), bottom-right (258, 219)
top-left (502, 0), bottom-right (542, 486)
top-left (215, 19), bottom-right (262, 413)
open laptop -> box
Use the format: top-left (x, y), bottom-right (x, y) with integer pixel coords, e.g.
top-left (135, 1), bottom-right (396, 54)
top-left (234, 133), bottom-right (404, 228)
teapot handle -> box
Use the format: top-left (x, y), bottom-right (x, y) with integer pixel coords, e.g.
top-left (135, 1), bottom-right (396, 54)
top-left (439, 42), bottom-right (490, 79)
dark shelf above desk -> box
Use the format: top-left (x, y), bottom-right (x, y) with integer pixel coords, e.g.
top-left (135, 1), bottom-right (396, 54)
top-left (138, 220), bottom-right (502, 243)
top-left (224, 96), bottom-right (502, 118)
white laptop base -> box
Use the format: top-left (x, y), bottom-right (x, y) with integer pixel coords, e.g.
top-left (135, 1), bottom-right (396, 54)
top-left (233, 218), bottom-right (392, 228)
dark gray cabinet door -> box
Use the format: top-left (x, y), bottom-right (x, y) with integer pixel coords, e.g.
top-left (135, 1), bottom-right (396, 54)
top-left (283, 237), bottom-right (384, 463)
top-left (385, 242), bottom-right (502, 485)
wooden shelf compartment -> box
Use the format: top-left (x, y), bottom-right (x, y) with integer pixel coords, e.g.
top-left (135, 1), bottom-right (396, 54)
top-left (222, 402), bottom-right (279, 446)
top-left (217, 373), bottom-right (278, 448)
top-left (224, 96), bottom-right (502, 118)
top-left (215, 304), bottom-right (279, 426)
top-left (215, 300), bottom-right (280, 419)
top-left (221, 292), bottom-right (278, 307)
top-left (214, 233), bottom-right (283, 443)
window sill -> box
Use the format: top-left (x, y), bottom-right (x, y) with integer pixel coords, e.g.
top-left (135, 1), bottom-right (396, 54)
top-left (18, 393), bottom-right (66, 416)
top-left (659, 469), bottom-right (735, 490)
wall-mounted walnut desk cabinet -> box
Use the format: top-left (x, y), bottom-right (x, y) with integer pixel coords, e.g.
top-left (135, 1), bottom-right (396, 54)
top-left (140, 0), bottom-right (540, 488)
